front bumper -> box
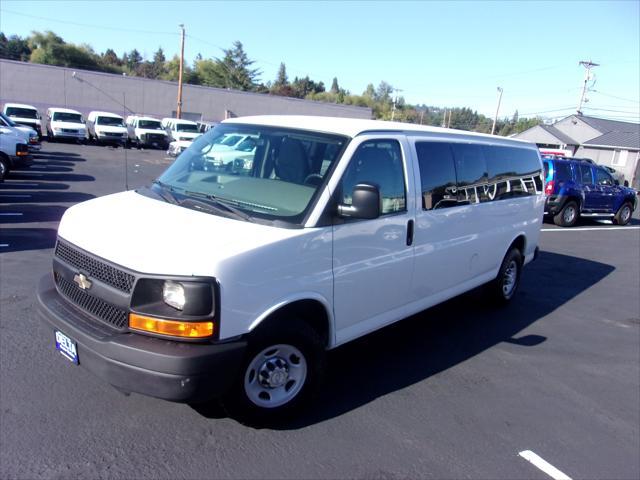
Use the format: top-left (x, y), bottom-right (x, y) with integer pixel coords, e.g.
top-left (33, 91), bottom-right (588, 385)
top-left (52, 131), bottom-right (85, 140)
top-left (10, 153), bottom-right (33, 168)
top-left (37, 274), bottom-right (246, 403)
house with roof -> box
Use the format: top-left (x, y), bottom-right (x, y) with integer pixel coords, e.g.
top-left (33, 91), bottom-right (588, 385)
top-left (515, 115), bottom-right (640, 189)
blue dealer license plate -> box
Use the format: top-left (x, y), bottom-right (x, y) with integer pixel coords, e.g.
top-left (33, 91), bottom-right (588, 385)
top-left (55, 330), bottom-right (78, 364)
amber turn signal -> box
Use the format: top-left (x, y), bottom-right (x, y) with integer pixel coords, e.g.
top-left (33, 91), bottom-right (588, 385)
top-left (129, 313), bottom-right (214, 338)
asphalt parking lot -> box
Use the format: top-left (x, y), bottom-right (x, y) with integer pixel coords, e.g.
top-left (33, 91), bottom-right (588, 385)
top-left (1, 142), bottom-right (639, 480)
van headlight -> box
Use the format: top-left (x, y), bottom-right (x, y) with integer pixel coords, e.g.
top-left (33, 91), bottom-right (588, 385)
top-left (163, 281), bottom-right (186, 310)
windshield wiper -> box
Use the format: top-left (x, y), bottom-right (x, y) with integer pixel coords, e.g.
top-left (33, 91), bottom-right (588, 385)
top-left (151, 180), bottom-right (180, 205)
top-left (183, 190), bottom-right (252, 221)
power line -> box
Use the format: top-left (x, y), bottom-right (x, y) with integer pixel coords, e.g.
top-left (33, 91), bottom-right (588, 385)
top-left (0, 8), bottom-right (180, 36)
top-left (591, 90), bottom-right (640, 104)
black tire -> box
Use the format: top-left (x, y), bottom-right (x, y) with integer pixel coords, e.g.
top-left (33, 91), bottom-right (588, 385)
top-left (553, 200), bottom-right (579, 227)
top-left (489, 248), bottom-right (523, 304)
top-left (613, 202), bottom-right (633, 226)
top-left (222, 321), bottom-right (326, 426)
top-left (0, 156), bottom-right (9, 182)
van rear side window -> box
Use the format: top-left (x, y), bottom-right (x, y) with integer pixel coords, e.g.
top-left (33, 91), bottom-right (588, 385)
top-left (415, 142), bottom-right (458, 210)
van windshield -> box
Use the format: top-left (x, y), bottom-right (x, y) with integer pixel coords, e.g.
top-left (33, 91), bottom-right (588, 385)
top-left (97, 116), bottom-right (124, 126)
top-left (139, 120), bottom-right (162, 129)
top-left (53, 112), bottom-right (83, 123)
top-left (6, 107), bottom-right (38, 119)
top-left (176, 123), bottom-right (198, 132)
top-left (156, 124), bottom-right (348, 226)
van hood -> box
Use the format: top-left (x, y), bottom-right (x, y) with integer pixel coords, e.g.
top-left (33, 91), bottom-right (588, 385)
top-left (57, 190), bottom-right (304, 276)
top-left (95, 125), bottom-right (127, 134)
top-left (51, 121), bottom-right (85, 130)
top-left (11, 116), bottom-right (41, 126)
top-left (174, 132), bottom-right (200, 140)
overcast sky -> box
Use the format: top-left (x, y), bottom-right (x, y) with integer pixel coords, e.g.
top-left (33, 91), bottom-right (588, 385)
top-left (2, 0), bottom-right (639, 121)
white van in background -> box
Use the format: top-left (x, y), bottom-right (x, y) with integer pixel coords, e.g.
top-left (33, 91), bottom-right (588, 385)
top-left (0, 112), bottom-right (41, 151)
top-left (46, 108), bottom-right (86, 143)
top-left (0, 125), bottom-right (30, 181)
top-left (126, 115), bottom-right (168, 149)
top-left (165, 118), bottom-right (200, 142)
top-left (3, 103), bottom-right (42, 138)
top-left (86, 111), bottom-right (128, 146)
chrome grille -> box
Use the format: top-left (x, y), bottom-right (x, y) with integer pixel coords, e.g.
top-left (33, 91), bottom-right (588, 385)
top-left (54, 272), bottom-right (127, 330)
top-left (55, 241), bottom-right (135, 293)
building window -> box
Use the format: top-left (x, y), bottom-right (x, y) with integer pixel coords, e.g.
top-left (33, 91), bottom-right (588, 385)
top-left (612, 150), bottom-right (628, 167)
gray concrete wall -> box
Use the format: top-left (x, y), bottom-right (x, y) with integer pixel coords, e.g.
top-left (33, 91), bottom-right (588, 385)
top-left (0, 60), bottom-right (371, 124)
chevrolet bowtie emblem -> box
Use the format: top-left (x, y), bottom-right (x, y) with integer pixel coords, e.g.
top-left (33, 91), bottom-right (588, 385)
top-left (73, 273), bottom-right (92, 290)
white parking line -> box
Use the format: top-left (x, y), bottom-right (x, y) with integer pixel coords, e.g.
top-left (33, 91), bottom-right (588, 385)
top-left (0, 213), bottom-right (23, 216)
top-left (0, 244), bottom-right (9, 248)
top-left (519, 450), bottom-right (572, 480)
top-left (0, 194), bottom-right (31, 198)
top-left (541, 226), bottom-right (640, 232)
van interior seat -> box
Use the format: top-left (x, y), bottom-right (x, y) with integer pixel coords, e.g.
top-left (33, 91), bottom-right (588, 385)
top-left (275, 138), bottom-right (309, 183)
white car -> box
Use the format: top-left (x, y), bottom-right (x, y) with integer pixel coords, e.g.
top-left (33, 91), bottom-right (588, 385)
top-left (165, 118), bottom-right (200, 142)
top-left (3, 103), bottom-right (42, 138)
top-left (0, 112), bottom-right (40, 151)
top-left (0, 126), bottom-right (30, 181)
top-left (46, 108), bottom-right (87, 142)
top-left (167, 139), bottom-right (192, 157)
top-left (37, 116), bottom-right (544, 423)
top-left (202, 135), bottom-right (257, 172)
top-left (86, 111), bottom-right (128, 146)
top-left (126, 115), bottom-right (168, 149)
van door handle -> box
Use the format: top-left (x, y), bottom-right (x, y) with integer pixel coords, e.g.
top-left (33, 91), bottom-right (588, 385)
top-left (406, 219), bottom-right (414, 246)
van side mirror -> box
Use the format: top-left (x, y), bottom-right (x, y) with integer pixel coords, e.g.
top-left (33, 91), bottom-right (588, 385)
top-left (337, 183), bottom-right (381, 219)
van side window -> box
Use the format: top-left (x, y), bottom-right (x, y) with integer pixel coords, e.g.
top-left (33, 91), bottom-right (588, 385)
top-left (341, 140), bottom-right (406, 215)
top-left (451, 144), bottom-right (488, 203)
top-left (579, 164), bottom-right (593, 184)
top-left (415, 142), bottom-right (458, 210)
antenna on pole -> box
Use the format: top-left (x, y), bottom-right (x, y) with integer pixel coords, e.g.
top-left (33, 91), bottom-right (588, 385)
top-left (577, 60), bottom-right (599, 115)
top-left (491, 87), bottom-right (503, 135)
top-left (177, 24), bottom-right (185, 119)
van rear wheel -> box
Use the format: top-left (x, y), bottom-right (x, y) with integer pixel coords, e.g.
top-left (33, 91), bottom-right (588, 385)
top-left (554, 200), bottom-right (578, 227)
top-left (222, 321), bottom-right (325, 426)
top-left (0, 157), bottom-right (9, 182)
top-left (489, 248), bottom-right (523, 304)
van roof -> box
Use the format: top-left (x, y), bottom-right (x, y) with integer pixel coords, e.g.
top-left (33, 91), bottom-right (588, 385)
top-left (130, 115), bottom-right (161, 122)
top-left (88, 111), bottom-right (124, 119)
top-left (224, 115), bottom-right (535, 145)
top-left (48, 107), bottom-right (82, 115)
top-left (173, 119), bottom-right (198, 125)
top-left (4, 103), bottom-right (38, 110)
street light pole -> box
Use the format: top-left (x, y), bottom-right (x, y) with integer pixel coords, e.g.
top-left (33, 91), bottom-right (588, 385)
top-left (491, 86), bottom-right (503, 135)
top-left (177, 24), bottom-right (185, 119)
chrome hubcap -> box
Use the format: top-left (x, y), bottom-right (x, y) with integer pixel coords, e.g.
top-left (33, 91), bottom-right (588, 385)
top-left (502, 260), bottom-right (518, 297)
top-left (621, 206), bottom-right (631, 223)
top-left (244, 344), bottom-right (307, 408)
top-left (563, 206), bottom-right (576, 224)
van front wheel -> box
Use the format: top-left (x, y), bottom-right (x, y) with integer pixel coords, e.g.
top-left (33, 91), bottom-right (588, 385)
top-left (223, 322), bottom-right (325, 426)
top-left (490, 248), bottom-right (523, 304)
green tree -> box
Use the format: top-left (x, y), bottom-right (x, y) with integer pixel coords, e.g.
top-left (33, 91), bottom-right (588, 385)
top-left (215, 41), bottom-right (261, 91)
top-left (274, 62), bottom-right (288, 87)
top-left (330, 77), bottom-right (340, 94)
top-left (0, 33), bottom-right (31, 61)
top-left (28, 30), bottom-right (104, 71)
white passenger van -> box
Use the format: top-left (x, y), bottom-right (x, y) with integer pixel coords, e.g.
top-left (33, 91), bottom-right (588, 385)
top-left (3, 103), bottom-right (42, 138)
top-left (165, 118), bottom-right (200, 142)
top-left (37, 116), bottom-right (544, 423)
top-left (126, 115), bottom-right (168, 149)
top-left (86, 111), bottom-right (128, 146)
top-left (46, 108), bottom-right (86, 142)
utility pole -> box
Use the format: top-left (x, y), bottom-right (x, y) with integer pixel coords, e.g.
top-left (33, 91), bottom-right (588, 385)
top-left (176, 24), bottom-right (185, 119)
top-left (390, 88), bottom-right (403, 121)
top-left (491, 86), bottom-right (503, 135)
top-left (576, 60), bottom-right (599, 115)
top-left (442, 109), bottom-right (447, 128)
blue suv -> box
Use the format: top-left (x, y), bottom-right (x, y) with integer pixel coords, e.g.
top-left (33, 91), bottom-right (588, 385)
top-left (543, 156), bottom-right (637, 227)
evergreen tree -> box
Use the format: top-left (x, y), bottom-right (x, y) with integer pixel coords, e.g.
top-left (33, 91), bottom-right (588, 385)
top-left (330, 77), bottom-right (339, 94)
